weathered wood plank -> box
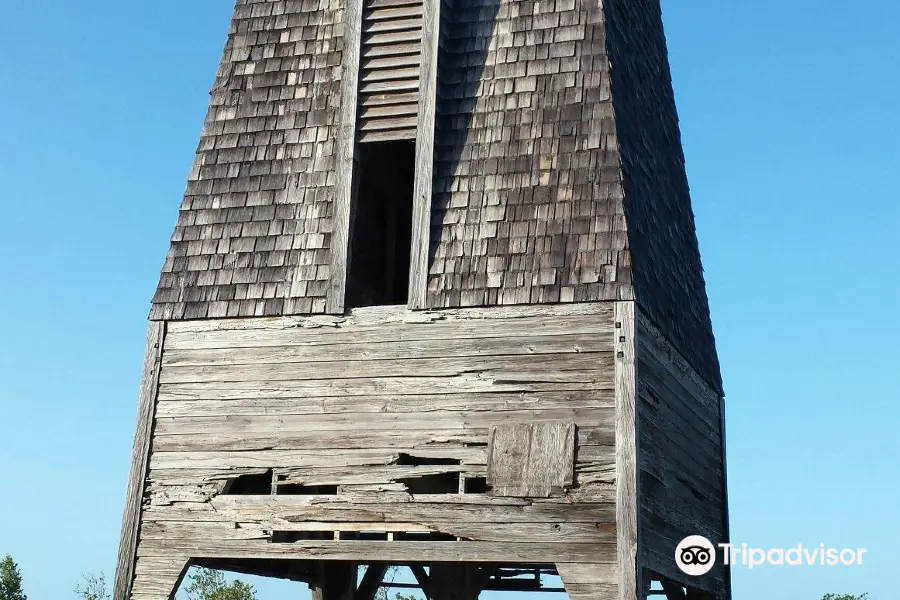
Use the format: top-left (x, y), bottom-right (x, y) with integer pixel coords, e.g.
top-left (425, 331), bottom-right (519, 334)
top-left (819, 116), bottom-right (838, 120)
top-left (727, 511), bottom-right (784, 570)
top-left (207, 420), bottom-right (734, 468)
top-left (158, 353), bottom-right (611, 384)
top-left (557, 563), bottom-right (619, 600)
top-left (165, 315), bottom-right (613, 351)
top-left (359, 129), bottom-right (418, 143)
top-left (364, 5), bottom-right (423, 21)
top-left (147, 495), bottom-right (617, 524)
top-left (136, 540), bottom-right (617, 564)
top-left (165, 303), bottom-right (615, 334)
top-left (162, 334), bottom-right (608, 367)
top-left (157, 378), bottom-right (609, 401)
top-left (614, 302), bottom-right (639, 600)
top-left (361, 43), bottom-right (422, 59)
top-left (155, 391), bottom-right (613, 416)
top-left (149, 447), bottom-right (486, 470)
top-left (408, 0), bottom-right (440, 308)
top-left (152, 407), bottom-right (615, 436)
top-left (488, 422), bottom-right (576, 497)
top-left (361, 55), bottom-right (421, 71)
top-left (114, 322), bottom-right (165, 600)
top-left (363, 17), bottom-right (422, 34)
top-left (326, 0), bottom-right (363, 314)
top-left (141, 519), bottom-right (614, 544)
top-left (151, 426), bottom-right (616, 453)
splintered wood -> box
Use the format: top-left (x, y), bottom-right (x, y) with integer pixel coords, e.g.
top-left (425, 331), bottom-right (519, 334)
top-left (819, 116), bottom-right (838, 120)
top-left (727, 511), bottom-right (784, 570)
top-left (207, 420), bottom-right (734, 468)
top-left (127, 304), bottom-right (619, 598)
top-left (487, 422), bottom-right (576, 497)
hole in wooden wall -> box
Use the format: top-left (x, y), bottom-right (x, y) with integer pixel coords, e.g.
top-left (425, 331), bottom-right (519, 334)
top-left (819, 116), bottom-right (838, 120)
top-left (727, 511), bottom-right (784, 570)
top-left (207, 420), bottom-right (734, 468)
top-left (276, 483), bottom-right (339, 495)
top-left (464, 477), bottom-right (489, 493)
top-left (397, 472), bottom-right (460, 494)
top-left (271, 531), bottom-right (336, 543)
top-left (222, 470), bottom-right (273, 495)
top-left (395, 453), bottom-right (462, 466)
top-left (346, 139), bottom-right (415, 308)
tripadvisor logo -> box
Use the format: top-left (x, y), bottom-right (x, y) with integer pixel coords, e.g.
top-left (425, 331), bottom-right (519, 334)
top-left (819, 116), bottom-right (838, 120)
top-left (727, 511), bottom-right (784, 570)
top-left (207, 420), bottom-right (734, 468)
top-left (675, 536), bottom-right (868, 575)
top-left (676, 536), bottom-right (717, 576)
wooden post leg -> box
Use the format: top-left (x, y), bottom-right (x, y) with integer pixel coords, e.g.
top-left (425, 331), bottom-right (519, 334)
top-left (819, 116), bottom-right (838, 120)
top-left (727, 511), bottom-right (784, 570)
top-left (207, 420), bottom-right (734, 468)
top-left (427, 564), bottom-right (486, 600)
top-left (556, 563), bottom-right (618, 600)
top-left (311, 562), bottom-right (358, 600)
top-left (126, 556), bottom-right (190, 600)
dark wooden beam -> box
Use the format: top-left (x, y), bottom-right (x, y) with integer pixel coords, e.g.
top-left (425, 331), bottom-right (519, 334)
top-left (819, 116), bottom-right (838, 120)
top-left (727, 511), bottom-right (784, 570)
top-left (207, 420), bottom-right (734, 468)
top-left (409, 565), bottom-right (436, 599)
top-left (357, 563), bottom-right (389, 600)
top-left (312, 562), bottom-right (357, 600)
top-left (660, 581), bottom-right (687, 600)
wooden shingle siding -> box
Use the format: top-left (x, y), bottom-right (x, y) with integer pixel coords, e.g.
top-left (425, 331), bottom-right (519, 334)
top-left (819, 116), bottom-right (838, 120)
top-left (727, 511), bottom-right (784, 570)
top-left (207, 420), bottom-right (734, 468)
top-left (358, 0), bottom-right (423, 142)
top-left (426, 0), bottom-right (721, 395)
top-left (429, 0), bottom-right (631, 309)
top-left (604, 0), bottom-right (722, 393)
top-left (150, 0), bottom-right (345, 321)
top-left (132, 304), bottom-right (619, 593)
top-left (636, 311), bottom-right (728, 596)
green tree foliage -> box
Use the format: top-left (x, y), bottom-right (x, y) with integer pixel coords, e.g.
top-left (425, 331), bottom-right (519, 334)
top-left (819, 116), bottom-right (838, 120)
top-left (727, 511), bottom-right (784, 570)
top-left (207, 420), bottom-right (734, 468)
top-left (185, 568), bottom-right (257, 600)
top-left (75, 573), bottom-right (110, 600)
top-left (822, 594), bottom-right (868, 600)
top-left (0, 555), bottom-right (26, 600)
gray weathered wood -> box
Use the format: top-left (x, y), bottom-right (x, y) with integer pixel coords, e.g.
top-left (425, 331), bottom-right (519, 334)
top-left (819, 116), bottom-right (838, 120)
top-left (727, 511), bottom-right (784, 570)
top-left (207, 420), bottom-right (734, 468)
top-left (408, 0), bottom-right (440, 308)
top-left (556, 563), bottom-right (619, 600)
top-left (614, 302), bottom-right (639, 600)
top-left (136, 539), bottom-right (616, 564)
top-left (487, 422), bottom-right (576, 498)
top-left (114, 322), bottom-right (166, 600)
top-left (327, 0), bottom-right (364, 314)
top-left (131, 304), bottom-right (622, 584)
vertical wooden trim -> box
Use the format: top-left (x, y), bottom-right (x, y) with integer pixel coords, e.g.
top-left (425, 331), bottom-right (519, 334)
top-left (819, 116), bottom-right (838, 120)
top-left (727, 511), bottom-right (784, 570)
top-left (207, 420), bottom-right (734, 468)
top-left (327, 0), bottom-right (364, 314)
top-left (615, 301), bottom-right (639, 600)
top-left (719, 397), bottom-right (733, 600)
top-left (113, 321), bottom-right (166, 600)
top-left (408, 0), bottom-right (441, 309)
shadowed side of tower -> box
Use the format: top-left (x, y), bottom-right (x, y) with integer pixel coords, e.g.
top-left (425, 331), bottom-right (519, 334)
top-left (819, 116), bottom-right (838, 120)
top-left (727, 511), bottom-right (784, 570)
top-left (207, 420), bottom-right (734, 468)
top-left (115, 0), bottom-right (730, 599)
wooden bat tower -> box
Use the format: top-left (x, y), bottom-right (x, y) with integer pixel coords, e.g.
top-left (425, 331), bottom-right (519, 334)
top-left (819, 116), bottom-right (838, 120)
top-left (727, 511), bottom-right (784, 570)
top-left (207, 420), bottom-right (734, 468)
top-left (114, 0), bottom-right (731, 598)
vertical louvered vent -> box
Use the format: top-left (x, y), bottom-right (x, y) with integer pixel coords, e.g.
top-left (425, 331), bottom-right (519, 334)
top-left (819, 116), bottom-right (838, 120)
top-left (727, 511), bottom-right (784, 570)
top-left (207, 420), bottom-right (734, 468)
top-left (358, 0), bottom-right (423, 143)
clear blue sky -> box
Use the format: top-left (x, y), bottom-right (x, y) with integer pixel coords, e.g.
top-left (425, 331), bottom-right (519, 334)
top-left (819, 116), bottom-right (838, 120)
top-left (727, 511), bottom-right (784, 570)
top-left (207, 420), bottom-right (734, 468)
top-left (0, 0), bottom-right (897, 599)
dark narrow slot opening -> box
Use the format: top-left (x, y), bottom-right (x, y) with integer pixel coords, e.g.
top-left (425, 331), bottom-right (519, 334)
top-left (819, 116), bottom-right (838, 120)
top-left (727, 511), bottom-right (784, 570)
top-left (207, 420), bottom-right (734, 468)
top-left (346, 140), bottom-right (415, 308)
top-left (222, 470), bottom-right (273, 495)
top-left (276, 483), bottom-right (339, 495)
top-left (397, 472), bottom-right (461, 494)
top-left (464, 477), bottom-right (489, 493)
top-left (395, 453), bottom-right (462, 466)
top-left (271, 531), bottom-right (334, 543)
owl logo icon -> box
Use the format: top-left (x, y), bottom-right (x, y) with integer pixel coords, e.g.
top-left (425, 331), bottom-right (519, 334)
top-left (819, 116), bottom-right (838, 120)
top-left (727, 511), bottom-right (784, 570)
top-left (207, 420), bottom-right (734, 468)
top-left (676, 536), bottom-right (717, 576)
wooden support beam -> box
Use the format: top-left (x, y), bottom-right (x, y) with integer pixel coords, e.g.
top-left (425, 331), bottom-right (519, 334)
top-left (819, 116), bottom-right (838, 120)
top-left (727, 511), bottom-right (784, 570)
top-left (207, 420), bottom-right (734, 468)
top-left (428, 564), bottom-right (487, 600)
top-left (114, 321), bottom-right (166, 600)
top-left (408, 0), bottom-right (440, 308)
top-left (660, 581), bottom-right (687, 600)
top-left (327, 0), bottom-right (363, 314)
top-left (685, 588), bottom-right (716, 600)
top-left (356, 563), bottom-right (389, 600)
top-left (615, 301), bottom-right (639, 600)
top-left (409, 565), bottom-right (436, 599)
top-left (312, 562), bottom-right (358, 600)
